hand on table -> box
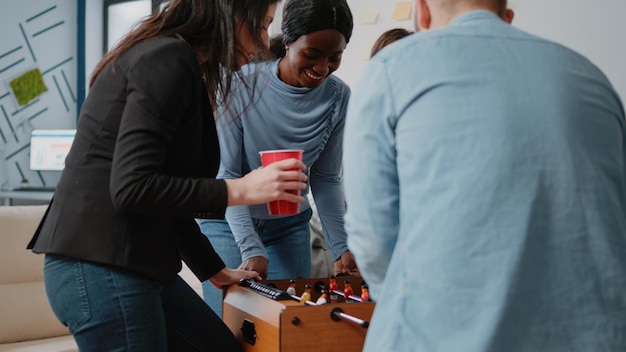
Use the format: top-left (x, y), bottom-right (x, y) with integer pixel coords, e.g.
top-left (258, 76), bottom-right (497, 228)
top-left (239, 256), bottom-right (269, 280)
top-left (208, 267), bottom-right (262, 289)
top-left (333, 250), bottom-right (360, 276)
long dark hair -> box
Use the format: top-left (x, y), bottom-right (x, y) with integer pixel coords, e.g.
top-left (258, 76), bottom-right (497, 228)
top-left (90, 0), bottom-right (279, 110)
top-left (276, 0), bottom-right (353, 56)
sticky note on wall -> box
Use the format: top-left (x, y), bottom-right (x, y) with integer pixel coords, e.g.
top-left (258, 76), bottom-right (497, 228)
top-left (392, 2), bottom-right (413, 21)
top-left (9, 68), bottom-right (48, 106)
top-left (360, 7), bottom-right (379, 24)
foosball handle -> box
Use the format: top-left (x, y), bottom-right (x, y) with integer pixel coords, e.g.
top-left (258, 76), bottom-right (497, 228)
top-left (330, 307), bottom-right (369, 328)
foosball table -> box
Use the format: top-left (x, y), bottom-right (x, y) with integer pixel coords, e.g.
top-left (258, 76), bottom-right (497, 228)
top-left (223, 276), bottom-right (375, 352)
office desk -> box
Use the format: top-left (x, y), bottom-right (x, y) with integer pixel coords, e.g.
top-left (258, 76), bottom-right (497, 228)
top-left (0, 191), bottom-right (53, 205)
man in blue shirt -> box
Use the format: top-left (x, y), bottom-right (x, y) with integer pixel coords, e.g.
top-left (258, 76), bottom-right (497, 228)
top-left (343, 0), bottom-right (626, 351)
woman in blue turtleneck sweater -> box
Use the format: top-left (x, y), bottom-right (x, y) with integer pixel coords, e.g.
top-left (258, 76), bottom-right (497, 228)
top-left (199, 0), bottom-right (358, 317)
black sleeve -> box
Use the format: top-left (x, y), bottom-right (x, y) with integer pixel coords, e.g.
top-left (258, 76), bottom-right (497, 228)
top-left (177, 217), bottom-right (226, 281)
top-left (108, 39), bottom-right (228, 217)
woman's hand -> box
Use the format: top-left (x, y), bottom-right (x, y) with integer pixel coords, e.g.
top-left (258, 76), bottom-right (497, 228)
top-left (333, 250), bottom-right (360, 276)
top-left (225, 158), bottom-right (307, 206)
top-left (208, 267), bottom-right (262, 289)
top-left (239, 256), bottom-right (269, 280)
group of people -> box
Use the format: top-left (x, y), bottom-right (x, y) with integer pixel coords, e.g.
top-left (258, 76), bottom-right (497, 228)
top-left (26, 0), bottom-right (626, 351)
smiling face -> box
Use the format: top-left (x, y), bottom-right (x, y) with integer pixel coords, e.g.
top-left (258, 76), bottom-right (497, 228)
top-left (277, 29), bottom-right (347, 88)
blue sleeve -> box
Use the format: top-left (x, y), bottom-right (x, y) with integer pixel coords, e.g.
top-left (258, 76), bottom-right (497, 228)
top-left (343, 59), bottom-right (399, 299)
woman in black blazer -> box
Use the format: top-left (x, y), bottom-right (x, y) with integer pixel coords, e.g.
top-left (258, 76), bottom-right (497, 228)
top-left (27, 0), bottom-right (305, 351)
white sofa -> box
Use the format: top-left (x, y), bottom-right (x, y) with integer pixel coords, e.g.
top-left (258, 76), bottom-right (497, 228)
top-left (0, 205), bottom-right (77, 351)
top-left (0, 205), bottom-right (204, 351)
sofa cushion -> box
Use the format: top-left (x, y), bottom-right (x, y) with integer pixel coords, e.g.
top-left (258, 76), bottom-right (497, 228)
top-left (0, 205), bottom-right (74, 347)
top-left (0, 281), bottom-right (70, 343)
top-left (0, 206), bottom-right (48, 283)
top-left (0, 335), bottom-right (77, 352)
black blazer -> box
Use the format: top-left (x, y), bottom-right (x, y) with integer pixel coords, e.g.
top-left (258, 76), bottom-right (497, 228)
top-left (28, 36), bottom-right (228, 284)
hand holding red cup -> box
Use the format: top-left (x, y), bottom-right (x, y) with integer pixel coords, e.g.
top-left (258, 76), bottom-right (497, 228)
top-left (259, 149), bottom-right (304, 215)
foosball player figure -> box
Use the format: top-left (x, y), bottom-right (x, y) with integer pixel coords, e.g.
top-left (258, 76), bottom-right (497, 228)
top-left (316, 289), bottom-right (329, 305)
top-left (300, 284), bottom-right (313, 305)
top-left (286, 279), bottom-right (297, 296)
top-left (343, 279), bottom-right (354, 302)
top-left (329, 276), bottom-right (339, 303)
top-left (360, 283), bottom-right (370, 303)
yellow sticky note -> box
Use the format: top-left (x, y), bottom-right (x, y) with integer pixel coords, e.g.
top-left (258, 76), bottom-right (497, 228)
top-left (392, 2), bottom-right (413, 21)
top-left (360, 8), bottom-right (379, 24)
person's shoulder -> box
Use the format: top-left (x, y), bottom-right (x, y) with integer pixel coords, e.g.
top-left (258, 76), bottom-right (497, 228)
top-left (229, 60), bottom-right (276, 91)
top-left (114, 36), bottom-right (200, 83)
top-left (519, 31), bottom-right (601, 69)
top-left (492, 25), bottom-right (612, 82)
top-left (327, 74), bottom-right (349, 87)
top-left (239, 59), bottom-right (276, 79)
top-left (122, 36), bottom-right (196, 66)
top-left (325, 74), bottom-right (351, 94)
top-left (137, 35), bottom-right (186, 49)
top-left (364, 36), bottom-right (422, 86)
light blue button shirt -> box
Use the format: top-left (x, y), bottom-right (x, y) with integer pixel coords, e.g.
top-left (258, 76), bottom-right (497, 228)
top-left (343, 10), bottom-right (626, 352)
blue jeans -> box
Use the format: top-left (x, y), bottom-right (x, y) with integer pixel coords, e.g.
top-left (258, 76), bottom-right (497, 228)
top-left (199, 208), bottom-right (312, 317)
top-left (43, 254), bottom-right (241, 352)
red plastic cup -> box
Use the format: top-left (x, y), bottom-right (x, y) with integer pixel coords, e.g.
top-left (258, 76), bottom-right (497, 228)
top-left (259, 149), bottom-right (304, 215)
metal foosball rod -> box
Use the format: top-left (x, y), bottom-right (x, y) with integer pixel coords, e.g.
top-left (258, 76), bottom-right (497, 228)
top-left (294, 293), bottom-right (362, 307)
top-left (330, 307), bottom-right (369, 328)
top-left (332, 290), bottom-right (362, 303)
top-left (348, 294), bottom-right (363, 302)
top-left (290, 294), bottom-right (318, 306)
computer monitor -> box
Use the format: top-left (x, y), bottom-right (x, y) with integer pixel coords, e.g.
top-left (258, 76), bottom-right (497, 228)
top-left (29, 129), bottom-right (76, 171)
